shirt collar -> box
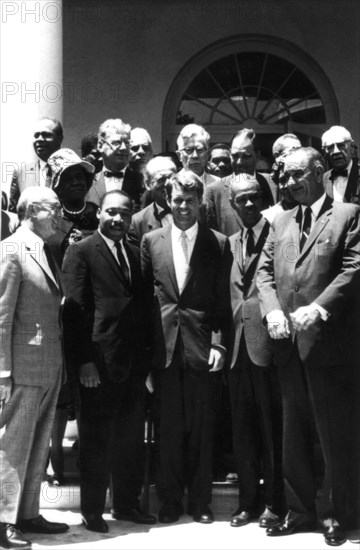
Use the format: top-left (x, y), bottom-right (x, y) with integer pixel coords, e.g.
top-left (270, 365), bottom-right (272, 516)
top-left (98, 228), bottom-right (124, 249)
top-left (172, 221), bottom-right (199, 241)
top-left (302, 193), bottom-right (326, 219)
top-left (102, 165), bottom-right (128, 176)
top-left (244, 215), bottom-right (266, 243)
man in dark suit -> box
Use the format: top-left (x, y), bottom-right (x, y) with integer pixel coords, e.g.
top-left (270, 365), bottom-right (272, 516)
top-left (204, 129), bottom-right (274, 236)
top-left (86, 119), bottom-right (144, 211)
top-left (227, 173), bottom-right (283, 529)
top-left (9, 117), bottom-right (64, 213)
top-left (0, 187), bottom-right (68, 550)
top-left (257, 147), bottom-right (360, 546)
top-left (141, 171), bottom-right (232, 525)
top-left (321, 125), bottom-right (360, 205)
top-left (62, 190), bottom-right (156, 533)
top-left (128, 156), bottom-right (177, 245)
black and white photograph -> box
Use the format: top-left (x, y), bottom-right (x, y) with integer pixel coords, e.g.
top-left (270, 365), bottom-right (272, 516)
top-left (1, 1), bottom-right (359, 548)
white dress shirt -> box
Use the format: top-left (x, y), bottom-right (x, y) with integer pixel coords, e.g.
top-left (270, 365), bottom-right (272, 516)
top-left (98, 229), bottom-right (131, 281)
top-left (171, 221), bottom-right (198, 293)
top-left (242, 216), bottom-right (266, 261)
top-left (103, 166), bottom-right (127, 192)
top-left (332, 160), bottom-right (352, 202)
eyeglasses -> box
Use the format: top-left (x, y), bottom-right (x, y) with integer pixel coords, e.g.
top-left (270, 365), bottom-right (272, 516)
top-left (130, 144), bottom-right (152, 153)
top-left (33, 202), bottom-right (62, 214)
top-left (322, 140), bottom-right (351, 153)
top-left (180, 146), bottom-right (207, 156)
top-left (102, 138), bottom-right (130, 150)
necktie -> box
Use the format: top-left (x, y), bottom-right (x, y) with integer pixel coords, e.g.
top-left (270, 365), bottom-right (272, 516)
top-left (181, 231), bottom-right (189, 263)
top-left (43, 242), bottom-right (58, 282)
top-left (300, 206), bottom-right (312, 251)
top-left (114, 241), bottom-right (131, 285)
top-left (45, 164), bottom-right (52, 187)
top-left (330, 169), bottom-right (347, 181)
top-left (246, 227), bottom-right (255, 257)
top-left (104, 170), bottom-right (124, 178)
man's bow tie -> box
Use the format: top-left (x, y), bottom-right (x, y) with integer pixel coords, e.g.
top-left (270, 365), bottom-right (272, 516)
top-left (104, 170), bottom-right (124, 178)
top-left (330, 168), bottom-right (348, 181)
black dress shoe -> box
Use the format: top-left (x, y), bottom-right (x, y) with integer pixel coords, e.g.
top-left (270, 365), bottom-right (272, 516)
top-left (259, 507), bottom-right (281, 528)
top-left (230, 510), bottom-right (253, 527)
top-left (82, 515), bottom-right (109, 533)
top-left (324, 525), bottom-right (347, 546)
top-left (192, 505), bottom-right (214, 524)
top-left (0, 524), bottom-right (32, 549)
top-left (47, 474), bottom-right (65, 487)
top-left (111, 507), bottom-right (157, 525)
top-left (16, 515), bottom-right (69, 534)
top-left (266, 516), bottom-right (317, 536)
top-left (158, 502), bottom-right (184, 524)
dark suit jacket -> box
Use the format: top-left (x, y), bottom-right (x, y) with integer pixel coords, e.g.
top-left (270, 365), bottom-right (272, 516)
top-left (141, 224), bottom-right (232, 370)
top-left (228, 220), bottom-right (272, 368)
top-left (9, 160), bottom-right (42, 212)
top-left (127, 202), bottom-right (164, 246)
top-left (204, 172), bottom-right (274, 237)
top-left (62, 231), bottom-right (150, 383)
top-left (86, 167), bottom-right (145, 210)
top-left (257, 195), bottom-right (360, 368)
top-left (323, 160), bottom-right (360, 205)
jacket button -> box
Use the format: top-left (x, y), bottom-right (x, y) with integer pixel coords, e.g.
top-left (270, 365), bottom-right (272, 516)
top-left (173, 319), bottom-right (178, 327)
top-left (295, 286), bottom-right (299, 292)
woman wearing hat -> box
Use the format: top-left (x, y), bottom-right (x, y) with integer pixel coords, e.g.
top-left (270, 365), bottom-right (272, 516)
top-left (46, 148), bottom-right (98, 486)
top-left (47, 148), bottom-right (98, 266)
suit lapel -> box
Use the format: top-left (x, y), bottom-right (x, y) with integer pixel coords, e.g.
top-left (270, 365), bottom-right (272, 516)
top-left (345, 161), bottom-right (359, 202)
top-left (162, 226), bottom-right (179, 295)
top-left (94, 232), bottom-right (130, 288)
top-left (298, 196), bottom-right (332, 258)
top-left (28, 245), bottom-right (59, 290)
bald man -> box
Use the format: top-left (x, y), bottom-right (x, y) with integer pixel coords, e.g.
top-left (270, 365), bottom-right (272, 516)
top-left (321, 125), bottom-right (359, 204)
top-left (227, 174), bottom-right (283, 529)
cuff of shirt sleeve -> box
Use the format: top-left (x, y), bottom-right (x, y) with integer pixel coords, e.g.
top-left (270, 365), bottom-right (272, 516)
top-left (0, 372), bottom-right (11, 378)
top-left (312, 302), bottom-right (330, 321)
top-left (212, 344), bottom-right (226, 353)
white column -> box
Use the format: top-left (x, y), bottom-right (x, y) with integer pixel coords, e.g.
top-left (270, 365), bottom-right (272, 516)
top-left (1, 0), bottom-right (63, 197)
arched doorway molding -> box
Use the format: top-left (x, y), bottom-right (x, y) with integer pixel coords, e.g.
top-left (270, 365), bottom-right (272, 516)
top-left (163, 34), bottom-right (339, 151)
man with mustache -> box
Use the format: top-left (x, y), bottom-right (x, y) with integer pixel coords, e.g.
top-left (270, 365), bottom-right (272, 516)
top-left (62, 190), bottom-right (156, 533)
top-left (9, 117), bottom-right (64, 213)
top-left (321, 125), bottom-right (359, 205)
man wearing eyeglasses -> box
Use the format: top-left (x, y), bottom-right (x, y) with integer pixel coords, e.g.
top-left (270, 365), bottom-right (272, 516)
top-left (177, 124), bottom-right (220, 188)
top-left (321, 126), bottom-right (359, 205)
top-left (86, 119), bottom-right (145, 212)
top-left (0, 187), bottom-right (69, 549)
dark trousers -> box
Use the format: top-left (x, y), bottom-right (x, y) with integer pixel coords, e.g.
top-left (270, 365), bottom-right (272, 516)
top-left (228, 337), bottom-right (283, 514)
top-left (153, 341), bottom-right (220, 506)
top-left (78, 373), bottom-right (146, 516)
top-left (277, 345), bottom-right (353, 525)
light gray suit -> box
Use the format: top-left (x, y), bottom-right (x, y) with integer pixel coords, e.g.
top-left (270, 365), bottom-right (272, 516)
top-left (0, 226), bottom-right (64, 523)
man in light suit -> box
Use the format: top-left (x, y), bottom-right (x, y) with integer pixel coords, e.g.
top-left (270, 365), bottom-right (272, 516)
top-left (257, 147), bottom-right (360, 546)
top-left (9, 118), bottom-right (64, 213)
top-left (0, 187), bottom-right (68, 550)
top-left (227, 174), bottom-right (283, 529)
top-left (62, 190), bottom-right (156, 534)
top-left (141, 171), bottom-right (232, 524)
top-left (86, 119), bottom-right (144, 211)
top-left (321, 125), bottom-right (359, 205)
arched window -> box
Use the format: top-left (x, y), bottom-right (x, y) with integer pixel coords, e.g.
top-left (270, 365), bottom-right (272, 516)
top-left (163, 35), bottom-right (339, 158)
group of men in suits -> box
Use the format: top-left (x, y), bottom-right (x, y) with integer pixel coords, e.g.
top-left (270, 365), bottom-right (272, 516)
top-left (1, 115), bottom-right (359, 549)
